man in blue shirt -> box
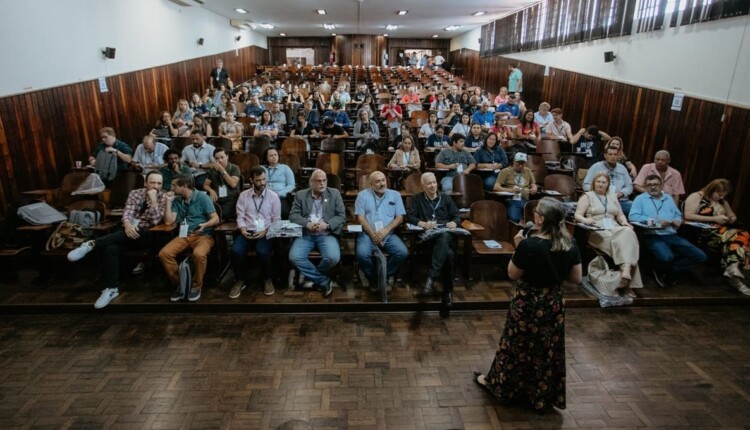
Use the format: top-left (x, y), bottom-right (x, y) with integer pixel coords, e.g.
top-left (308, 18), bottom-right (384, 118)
top-left (629, 174), bottom-right (706, 287)
top-left (324, 102), bottom-right (351, 127)
top-left (497, 95), bottom-right (521, 119)
top-left (471, 101), bottom-right (494, 132)
top-left (354, 171), bottom-right (408, 298)
top-left (244, 96), bottom-right (264, 118)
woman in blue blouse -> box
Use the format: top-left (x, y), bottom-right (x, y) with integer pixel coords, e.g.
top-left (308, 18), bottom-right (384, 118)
top-left (262, 147), bottom-right (295, 219)
top-left (473, 133), bottom-right (509, 190)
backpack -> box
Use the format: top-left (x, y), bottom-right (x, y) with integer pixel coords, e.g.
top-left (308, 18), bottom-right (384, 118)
top-left (45, 222), bottom-right (87, 251)
top-left (177, 257), bottom-right (193, 300)
top-left (69, 209), bottom-right (101, 237)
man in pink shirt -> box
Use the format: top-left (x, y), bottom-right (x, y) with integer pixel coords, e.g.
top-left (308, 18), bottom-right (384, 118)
top-left (633, 150), bottom-right (685, 206)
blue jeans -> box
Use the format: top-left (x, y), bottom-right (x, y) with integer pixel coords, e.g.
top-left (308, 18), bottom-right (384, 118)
top-left (356, 233), bottom-right (408, 279)
top-left (440, 175), bottom-right (455, 193)
top-left (483, 174), bottom-right (498, 191)
top-left (644, 234), bottom-right (707, 274)
top-left (505, 198), bottom-right (526, 223)
top-left (289, 234), bottom-right (340, 286)
top-left (619, 199), bottom-right (633, 216)
top-left (231, 234), bottom-right (273, 281)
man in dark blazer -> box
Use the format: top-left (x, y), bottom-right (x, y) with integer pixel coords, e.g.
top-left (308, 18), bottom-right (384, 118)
top-left (288, 169), bottom-right (346, 296)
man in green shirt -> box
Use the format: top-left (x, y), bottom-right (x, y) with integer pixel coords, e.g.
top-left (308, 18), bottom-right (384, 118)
top-left (202, 147), bottom-right (241, 220)
top-left (159, 174), bottom-right (220, 302)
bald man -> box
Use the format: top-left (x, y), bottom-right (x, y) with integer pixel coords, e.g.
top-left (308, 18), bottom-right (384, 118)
top-left (354, 171), bottom-right (408, 295)
top-left (633, 150), bottom-right (685, 206)
top-left (288, 169), bottom-right (346, 297)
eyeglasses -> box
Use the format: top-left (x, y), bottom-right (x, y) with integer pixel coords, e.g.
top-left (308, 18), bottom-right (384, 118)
top-left (645, 183), bottom-right (661, 188)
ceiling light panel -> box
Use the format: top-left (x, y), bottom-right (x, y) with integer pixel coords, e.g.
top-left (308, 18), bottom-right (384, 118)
top-left (234, 8), bottom-right (248, 13)
top-left (317, 9), bottom-right (326, 14)
top-left (397, 10), bottom-right (408, 15)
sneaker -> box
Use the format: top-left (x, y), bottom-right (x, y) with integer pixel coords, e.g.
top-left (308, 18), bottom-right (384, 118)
top-left (387, 276), bottom-right (395, 292)
top-left (321, 280), bottom-right (335, 297)
top-left (170, 287), bottom-right (184, 302)
top-left (358, 269), bottom-right (370, 289)
top-left (228, 281), bottom-right (245, 299)
top-left (264, 279), bottom-right (275, 296)
top-left (652, 268), bottom-right (667, 288)
top-left (188, 288), bottom-right (202, 302)
top-left (94, 288), bottom-right (119, 309)
top-left (131, 262), bottom-right (146, 275)
top-left (726, 275), bottom-right (750, 295)
top-left (67, 241), bottom-right (94, 262)
top-left (301, 280), bottom-right (315, 290)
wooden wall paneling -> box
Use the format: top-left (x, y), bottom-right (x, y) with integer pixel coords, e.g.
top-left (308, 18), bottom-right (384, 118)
top-left (0, 45), bottom-right (267, 217)
top-left (449, 48), bottom-right (750, 221)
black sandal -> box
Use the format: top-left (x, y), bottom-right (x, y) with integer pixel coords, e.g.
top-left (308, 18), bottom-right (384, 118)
top-left (473, 370), bottom-right (489, 391)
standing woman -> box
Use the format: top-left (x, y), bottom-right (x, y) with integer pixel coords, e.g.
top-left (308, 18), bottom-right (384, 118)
top-left (474, 197), bottom-right (582, 411)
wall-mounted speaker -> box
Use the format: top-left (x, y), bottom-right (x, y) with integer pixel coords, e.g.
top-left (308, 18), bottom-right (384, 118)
top-left (197, 38), bottom-right (204, 46)
top-left (102, 47), bottom-right (116, 59)
top-left (235, 35), bottom-right (242, 42)
top-left (604, 51), bottom-right (616, 63)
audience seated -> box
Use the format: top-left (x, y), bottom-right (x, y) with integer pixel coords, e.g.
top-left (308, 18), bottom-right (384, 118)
top-left (534, 102), bottom-right (553, 134)
top-left (218, 112), bottom-right (244, 150)
top-left (442, 103), bottom-right (462, 127)
top-left (389, 122), bottom-right (413, 150)
top-left (684, 179), bottom-right (750, 295)
top-left (181, 130), bottom-right (216, 189)
top-left (272, 80), bottom-right (288, 101)
top-left (450, 112), bottom-right (472, 138)
top-left (230, 165), bottom-right (281, 299)
top-left (464, 123), bottom-right (485, 150)
top-left (426, 125), bottom-right (450, 149)
top-left (628, 174), bottom-right (707, 287)
top-left (132, 135), bottom-right (168, 171)
top-left (575, 171), bottom-right (642, 296)
top-left (583, 146), bottom-right (634, 215)
top-left (571, 125), bottom-right (611, 167)
top-left (190, 92), bottom-right (209, 115)
top-left (288, 169), bottom-right (346, 297)
top-left (435, 133), bottom-right (477, 192)
top-left (418, 112), bottom-right (439, 139)
top-left (244, 96), bottom-right (264, 118)
top-left (406, 172), bottom-right (461, 306)
top-left (324, 102), bottom-right (351, 127)
top-left (160, 174), bottom-right (220, 302)
top-left (67, 171), bottom-right (167, 309)
top-left (159, 149), bottom-right (192, 191)
top-left (387, 136), bottom-right (421, 170)
top-left (497, 94), bottom-right (521, 119)
top-left (599, 137), bottom-right (637, 178)
top-left (254, 110), bottom-right (279, 144)
top-left (515, 110), bottom-right (541, 150)
top-left (633, 150), bottom-right (684, 206)
top-left (493, 87), bottom-right (509, 106)
top-left (471, 101), bottom-right (494, 132)
top-left (493, 153), bottom-right (538, 222)
top-left (173, 99), bottom-right (194, 134)
top-left (546, 108), bottom-right (574, 145)
top-left (202, 147), bottom-right (241, 220)
top-left (473, 133), bottom-right (509, 190)
top-left (270, 102), bottom-right (288, 131)
top-left (262, 148), bottom-right (295, 219)
top-left (380, 98), bottom-right (403, 132)
top-left (151, 111), bottom-right (179, 139)
top-left (319, 117), bottom-right (349, 140)
top-left (353, 110), bottom-right (380, 152)
top-left (300, 99), bottom-right (320, 128)
top-left (354, 171), bottom-right (408, 295)
top-left (290, 110), bottom-right (316, 150)
top-left (185, 113), bottom-right (213, 138)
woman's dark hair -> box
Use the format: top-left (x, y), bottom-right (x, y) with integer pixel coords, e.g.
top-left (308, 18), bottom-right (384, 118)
top-left (482, 132), bottom-right (498, 149)
top-left (259, 110), bottom-right (272, 125)
top-left (520, 110), bottom-right (536, 128)
top-left (536, 197), bottom-right (573, 252)
top-left (263, 147), bottom-right (279, 163)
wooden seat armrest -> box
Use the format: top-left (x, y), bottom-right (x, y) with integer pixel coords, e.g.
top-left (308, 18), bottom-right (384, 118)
top-left (461, 220), bottom-right (485, 232)
top-left (17, 224), bottom-right (53, 232)
top-left (89, 220), bottom-right (120, 232)
top-left (215, 221), bottom-right (238, 232)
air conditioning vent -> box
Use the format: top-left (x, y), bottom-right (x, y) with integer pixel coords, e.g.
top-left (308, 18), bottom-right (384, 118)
top-left (166, 0), bottom-right (192, 6)
top-left (193, 0), bottom-right (205, 4)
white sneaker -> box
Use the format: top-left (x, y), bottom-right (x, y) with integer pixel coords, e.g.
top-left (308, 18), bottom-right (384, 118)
top-left (358, 269), bottom-right (370, 289)
top-left (739, 285), bottom-right (750, 296)
top-left (94, 288), bottom-right (119, 309)
top-left (67, 241), bottom-right (94, 262)
top-left (131, 262), bottom-right (146, 275)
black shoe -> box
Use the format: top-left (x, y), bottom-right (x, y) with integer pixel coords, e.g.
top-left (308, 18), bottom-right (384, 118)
top-left (421, 277), bottom-right (434, 296)
top-left (652, 268), bottom-right (667, 288)
top-left (442, 292), bottom-right (453, 307)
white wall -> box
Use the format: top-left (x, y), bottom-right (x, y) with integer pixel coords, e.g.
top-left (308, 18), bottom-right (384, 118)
top-left (450, 27), bottom-right (482, 52)
top-left (0, 0), bottom-right (267, 98)
top-left (452, 14), bottom-right (750, 108)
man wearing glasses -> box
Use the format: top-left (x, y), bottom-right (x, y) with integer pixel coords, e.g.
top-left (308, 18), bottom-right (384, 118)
top-left (629, 174), bottom-right (706, 287)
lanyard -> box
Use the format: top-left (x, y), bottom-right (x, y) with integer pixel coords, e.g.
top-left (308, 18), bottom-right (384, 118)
top-left (268, 167), bottom-right (277, 181)
top-left (192, 146), bottom-right (203, 160)
top-left (372, 190), bottom-right (387, 213)
top-left (650, 196), bottom-right (665, 215)
top-left (403, 152), bottom-right (410, 165)
top-left (427, 195), bottom-right (442, 220)
top-left (252, 191), bottom-right (265, 213)
top-left (312, 197), bottom-right (323, 216)
top-left (595, 193), bottom-right (608, 212)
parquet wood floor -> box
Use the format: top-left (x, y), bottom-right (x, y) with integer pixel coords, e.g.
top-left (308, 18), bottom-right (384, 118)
top-left (1, 307), bottom-right (749, 429)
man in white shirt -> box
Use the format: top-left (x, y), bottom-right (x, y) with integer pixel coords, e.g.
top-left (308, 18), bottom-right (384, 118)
top-left (132, 135), bottom-right (169, 171)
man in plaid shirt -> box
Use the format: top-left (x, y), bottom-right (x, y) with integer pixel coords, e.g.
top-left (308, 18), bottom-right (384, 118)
top-left (67, 171), bottom-right (168, 309)
top-left (272, 80), bottom-right (288, 101)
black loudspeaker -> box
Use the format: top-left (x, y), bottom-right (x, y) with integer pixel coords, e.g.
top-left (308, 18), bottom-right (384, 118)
top-left (197, 38), bottom-right (204, 46)
top-left (604, 51), bottom-right (616, 63)
top-left (102, 47), bottom-right (116, 59)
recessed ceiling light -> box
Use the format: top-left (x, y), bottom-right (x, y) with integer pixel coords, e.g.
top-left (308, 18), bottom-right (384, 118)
top-left (234, 8), bottom-right (248, 14)
top-left (260, 23), bottom-right (275, 29)
top-left (397, 10), bottom-right (408, 15)
top-left (317, 9), bottom-right (326, 14)
top-left (432, 34), bottom-right (439, 38)
top-left (331, 33), bottom-right (337, 36)
top-left (473, 11), bottom-right (486, 16)
top-left (323, 23), bottom-right (335, 30)
top-left (383, 33), bottom-right (388, 37)
top-left (444, 25), bottom-right (462, 31)
top-left (279, 33), bottom-right (286, 36)
top-left (386, 24), bottom-right (398, 31)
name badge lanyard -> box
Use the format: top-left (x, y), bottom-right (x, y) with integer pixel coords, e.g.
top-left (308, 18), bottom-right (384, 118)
top-left (650, 197), bottom-right (665, 217)
top-left (312, 198), bottom-right (323, 218)
top-left (253, 191), bottom-right (266, 226)
top-left (428, 195), bottom-right (442, 221)
top-left (192, 146), bottom-right (203, 163)
top-left (595, 193), bottom-right (609, 216)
